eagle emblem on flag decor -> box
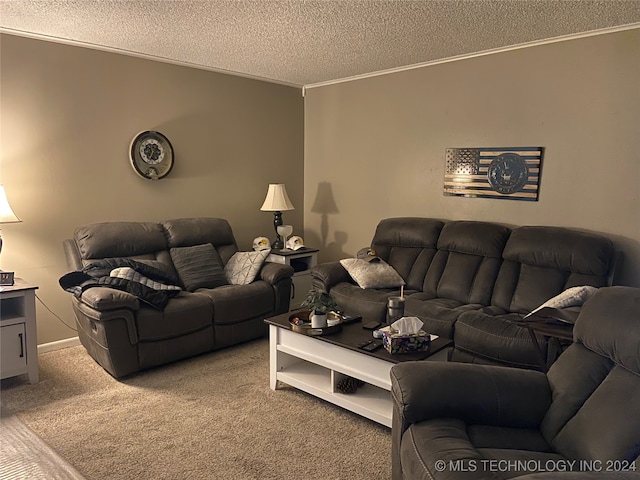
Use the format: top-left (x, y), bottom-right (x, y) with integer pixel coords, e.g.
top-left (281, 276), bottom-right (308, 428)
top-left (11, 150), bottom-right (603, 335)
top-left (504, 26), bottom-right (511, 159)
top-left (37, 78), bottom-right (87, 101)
top-left (444, 147), bottom-right (544, 201)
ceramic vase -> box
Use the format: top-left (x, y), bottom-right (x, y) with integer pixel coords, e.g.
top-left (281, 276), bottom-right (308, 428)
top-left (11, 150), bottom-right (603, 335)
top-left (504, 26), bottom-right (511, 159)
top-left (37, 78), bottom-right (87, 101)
top-left (311, 311), bottom-right (328, 328)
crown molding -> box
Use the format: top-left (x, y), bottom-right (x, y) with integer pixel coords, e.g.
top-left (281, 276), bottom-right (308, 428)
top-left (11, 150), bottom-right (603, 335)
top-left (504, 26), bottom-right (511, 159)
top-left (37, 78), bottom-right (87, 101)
top-left (302, 23), bottom-right (640, 95)
top-left (0, 27), bottom-right (303, 89)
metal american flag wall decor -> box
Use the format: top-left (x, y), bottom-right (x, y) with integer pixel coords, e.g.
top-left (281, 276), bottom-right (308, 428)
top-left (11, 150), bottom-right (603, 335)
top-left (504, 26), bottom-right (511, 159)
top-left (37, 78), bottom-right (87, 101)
top-left (444, 147), bottom-right (544, 201)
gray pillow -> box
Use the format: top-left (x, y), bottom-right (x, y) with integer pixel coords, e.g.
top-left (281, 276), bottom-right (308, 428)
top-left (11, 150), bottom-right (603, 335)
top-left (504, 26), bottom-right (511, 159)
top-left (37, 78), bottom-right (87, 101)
top-left (170, 243), bottom-right (227, 292)
top-left (340, 258), bottom-right (405, 289)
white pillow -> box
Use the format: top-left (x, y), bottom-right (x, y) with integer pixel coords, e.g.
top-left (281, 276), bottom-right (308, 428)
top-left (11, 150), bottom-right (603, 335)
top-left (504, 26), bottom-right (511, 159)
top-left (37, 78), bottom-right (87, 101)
top-left (525, 286), bottom-right (599, 318)
top-left (340, 258), bottom-right (406, 289)
top-left (224, 250), bottom-right (270, 285)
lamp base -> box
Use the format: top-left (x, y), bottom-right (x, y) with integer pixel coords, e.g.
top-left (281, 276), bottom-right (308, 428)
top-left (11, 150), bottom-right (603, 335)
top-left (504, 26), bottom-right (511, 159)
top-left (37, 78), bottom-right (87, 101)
top-left (272, 211), bottom-right (284, 249)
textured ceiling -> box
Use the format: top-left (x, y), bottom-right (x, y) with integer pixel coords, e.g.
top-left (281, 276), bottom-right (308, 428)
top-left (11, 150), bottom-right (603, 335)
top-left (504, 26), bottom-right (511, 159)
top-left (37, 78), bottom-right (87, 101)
top-left (1, 0), bottom-right (639, 88)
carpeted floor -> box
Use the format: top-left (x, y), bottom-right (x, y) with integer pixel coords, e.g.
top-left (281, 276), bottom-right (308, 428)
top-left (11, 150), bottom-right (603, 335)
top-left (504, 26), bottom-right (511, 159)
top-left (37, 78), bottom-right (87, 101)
top-left (0, 339), bottom-right (391, 480)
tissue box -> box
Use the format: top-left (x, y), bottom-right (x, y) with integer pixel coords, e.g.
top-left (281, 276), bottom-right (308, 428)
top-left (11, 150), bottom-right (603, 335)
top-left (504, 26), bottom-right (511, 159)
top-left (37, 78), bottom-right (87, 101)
top-left (380, 326), bottom-right (431, 354)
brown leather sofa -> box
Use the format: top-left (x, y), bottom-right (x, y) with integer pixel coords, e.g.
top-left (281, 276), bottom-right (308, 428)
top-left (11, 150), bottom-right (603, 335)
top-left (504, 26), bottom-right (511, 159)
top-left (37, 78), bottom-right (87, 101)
top-left (311, 217), bottom-right (616, 370)
top-left (390, 286), bottom-right (640, 480)
top-left (62, 218), bottom-right (294, 378)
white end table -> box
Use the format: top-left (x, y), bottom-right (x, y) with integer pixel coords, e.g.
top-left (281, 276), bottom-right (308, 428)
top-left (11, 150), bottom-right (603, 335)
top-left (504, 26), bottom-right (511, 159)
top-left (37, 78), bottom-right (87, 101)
top-left (0, 279), bottom-right (39, 383)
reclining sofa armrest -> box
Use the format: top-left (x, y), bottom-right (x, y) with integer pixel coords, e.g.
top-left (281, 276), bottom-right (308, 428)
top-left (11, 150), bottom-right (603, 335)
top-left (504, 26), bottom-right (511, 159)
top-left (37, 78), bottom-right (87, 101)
top-left (390, 362), bottom-right (552, 479)
top-left (391, 361), bottom-right (551, 430)
top-left (79, 288), bottom-right (140, 311)
top-left (72, 297), bottom-right (140, 365)
top-left (310, 261), bottom-right (352, 292)
top-left (63, 238), bottom-right (83, 271)
top-left (260, 262), bottom-right (295, 285)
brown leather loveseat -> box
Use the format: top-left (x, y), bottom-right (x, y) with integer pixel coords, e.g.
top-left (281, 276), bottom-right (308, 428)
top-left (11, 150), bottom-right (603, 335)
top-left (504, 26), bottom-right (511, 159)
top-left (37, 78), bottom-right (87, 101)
top-left (62, 217), bottom-right (294, 378)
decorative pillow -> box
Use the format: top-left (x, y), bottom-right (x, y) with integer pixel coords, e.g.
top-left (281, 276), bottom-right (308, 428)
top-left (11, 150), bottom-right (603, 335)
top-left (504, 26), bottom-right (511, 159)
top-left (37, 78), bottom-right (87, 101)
top-left (225, 249), bottom-right (270, 285)
top-left (526, 286), bottom-right (599, 319)
top-left (169, 243), bottom-right (227, 292)
top-left (110, 267), bottom-right (182, 291)
top-left (340, 258), bottom-right (406, 289)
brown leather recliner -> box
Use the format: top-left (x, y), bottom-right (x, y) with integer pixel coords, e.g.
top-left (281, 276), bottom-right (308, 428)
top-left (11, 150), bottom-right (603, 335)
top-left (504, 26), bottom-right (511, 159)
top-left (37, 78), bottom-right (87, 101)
top-left (62, 218), bottom-right (294, 378)
top-left (390, 286), bottom-right (640, 480)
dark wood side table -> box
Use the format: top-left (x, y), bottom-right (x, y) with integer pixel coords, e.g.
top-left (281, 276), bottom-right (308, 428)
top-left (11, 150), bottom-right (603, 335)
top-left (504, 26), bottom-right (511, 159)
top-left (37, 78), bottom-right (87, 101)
top-left (520, 307), bottom-right (578, 372)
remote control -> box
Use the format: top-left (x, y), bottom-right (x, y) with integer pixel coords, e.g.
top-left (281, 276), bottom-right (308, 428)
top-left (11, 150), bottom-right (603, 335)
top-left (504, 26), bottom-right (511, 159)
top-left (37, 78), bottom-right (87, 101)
top-left (341, 315), bottom-right (362, 324)
top-left (361, 339), bottom-right (383, 352)
top-left (362, 321), bottom-right (381, 330)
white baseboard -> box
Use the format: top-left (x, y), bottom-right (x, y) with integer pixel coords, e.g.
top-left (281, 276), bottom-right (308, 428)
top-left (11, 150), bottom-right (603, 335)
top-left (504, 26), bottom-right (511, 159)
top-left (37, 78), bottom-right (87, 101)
top-left (38, 337), bottom-right (81, 354)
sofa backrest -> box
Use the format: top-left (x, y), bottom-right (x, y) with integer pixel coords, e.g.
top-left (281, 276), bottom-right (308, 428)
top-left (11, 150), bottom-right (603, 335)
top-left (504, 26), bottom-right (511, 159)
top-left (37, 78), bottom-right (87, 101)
top-left (540, 286), bottom-right (640, 464)
top-left (491, 226), bottom-right (614, 313)
top-left (371, 218), bottom-right (444, 291)
top-left (70, 221), bottom-right (173, 269)
top-left (421, 221), bottom-right (511, 304)
top-left (66, 218), bottom-right (238, 272)
top-left (162, 218), bottom-right (238, 264)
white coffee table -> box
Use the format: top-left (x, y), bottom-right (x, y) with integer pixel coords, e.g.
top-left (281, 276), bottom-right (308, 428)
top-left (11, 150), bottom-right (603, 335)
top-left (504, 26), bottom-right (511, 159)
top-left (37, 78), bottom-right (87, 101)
top-left (266, 312), bottom-right (452, 427)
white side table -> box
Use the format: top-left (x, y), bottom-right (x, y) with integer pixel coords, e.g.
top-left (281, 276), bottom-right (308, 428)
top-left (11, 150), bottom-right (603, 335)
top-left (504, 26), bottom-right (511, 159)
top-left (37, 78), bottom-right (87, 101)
top-left (0, 278), bottom-right (39, 383)
top-left (267, 248), bottom-right (318, 310)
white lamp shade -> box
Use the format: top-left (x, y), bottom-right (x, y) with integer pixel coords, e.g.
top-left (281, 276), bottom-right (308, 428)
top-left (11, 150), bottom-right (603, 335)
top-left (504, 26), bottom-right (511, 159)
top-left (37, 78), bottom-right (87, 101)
top-left (260, 184), bottom-right (295, 211)
top-left (0, 185), bottom-right (20, 223)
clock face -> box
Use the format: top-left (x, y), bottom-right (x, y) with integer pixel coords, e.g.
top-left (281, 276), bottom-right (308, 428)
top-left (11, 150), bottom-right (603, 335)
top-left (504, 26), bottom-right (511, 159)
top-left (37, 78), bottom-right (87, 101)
top-left (487, 153), bottom-right (529, 194)
top-left (130, 131), bottom-right (174, 180)
top-left (139, 138), bottom-right (165, 165)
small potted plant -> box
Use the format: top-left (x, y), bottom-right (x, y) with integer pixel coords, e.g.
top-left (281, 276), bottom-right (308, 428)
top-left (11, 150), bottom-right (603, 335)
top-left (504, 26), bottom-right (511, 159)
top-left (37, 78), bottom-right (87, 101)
top-left (302, 289), bottom-right (338, 328)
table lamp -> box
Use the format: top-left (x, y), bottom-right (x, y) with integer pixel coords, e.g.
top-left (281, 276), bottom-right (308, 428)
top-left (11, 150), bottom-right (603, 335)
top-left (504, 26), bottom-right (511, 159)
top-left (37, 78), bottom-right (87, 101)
top-left (260, 184), bottom-right (294, 250)
top-left (0, 185), bottom-right (20, 284)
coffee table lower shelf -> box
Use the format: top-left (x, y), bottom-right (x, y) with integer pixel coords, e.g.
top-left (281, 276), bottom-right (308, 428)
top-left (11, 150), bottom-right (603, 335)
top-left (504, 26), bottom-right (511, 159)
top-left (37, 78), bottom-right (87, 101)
top-left (269, 325), bottom-right (447, 427)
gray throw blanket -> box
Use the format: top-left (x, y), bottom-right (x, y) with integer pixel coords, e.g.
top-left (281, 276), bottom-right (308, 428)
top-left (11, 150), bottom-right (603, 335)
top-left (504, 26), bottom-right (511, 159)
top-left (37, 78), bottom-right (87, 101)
top-left (59, 258), bottom-right (181, 310)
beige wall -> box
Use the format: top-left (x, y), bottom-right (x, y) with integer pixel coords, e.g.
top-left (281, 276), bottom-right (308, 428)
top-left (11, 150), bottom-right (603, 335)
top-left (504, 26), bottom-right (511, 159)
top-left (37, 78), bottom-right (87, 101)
top-left (2, 29), bottom-right (638, 346)
top-left (304, 29), bottom-right (640, 287)
top-left (0, 34), bottom-right (304, 345)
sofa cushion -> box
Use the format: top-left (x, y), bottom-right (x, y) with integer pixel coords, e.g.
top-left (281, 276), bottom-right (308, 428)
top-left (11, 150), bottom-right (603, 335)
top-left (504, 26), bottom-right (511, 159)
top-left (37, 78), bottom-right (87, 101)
top-left (405, 294), bottom-right (484, 338)
top-left (492, 226), bottom-right (613, 313)
top-left (467, 425), bottom-right (552, 452)
top-left (371, 217), bottom-right (445, 291)
top-left (224, 250), bottom-right (270, 285)
top-left (503, 227), bottom-right (613, 277)
top-left (340, 258), bottom-right (405, 289)
top-left (135, 292), bottom-right (213, 341)
top-left (197, 281), bottom-right (274, 325)
top-left (454, 311), bottom-right (545, 370)
top-left (329, 282), bottom-right (408, 323)
top-left (170, 243), bottom-right (228, 292)
top-left (422, 221), bottom-right (511, 304)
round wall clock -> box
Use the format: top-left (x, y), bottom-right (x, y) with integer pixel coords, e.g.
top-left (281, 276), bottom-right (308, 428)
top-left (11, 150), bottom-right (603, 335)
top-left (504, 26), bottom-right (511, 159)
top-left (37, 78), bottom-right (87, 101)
top-left (129, 131), bottom-right (174, 180)
top-left (487, 153), bottom-right (529, 194)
